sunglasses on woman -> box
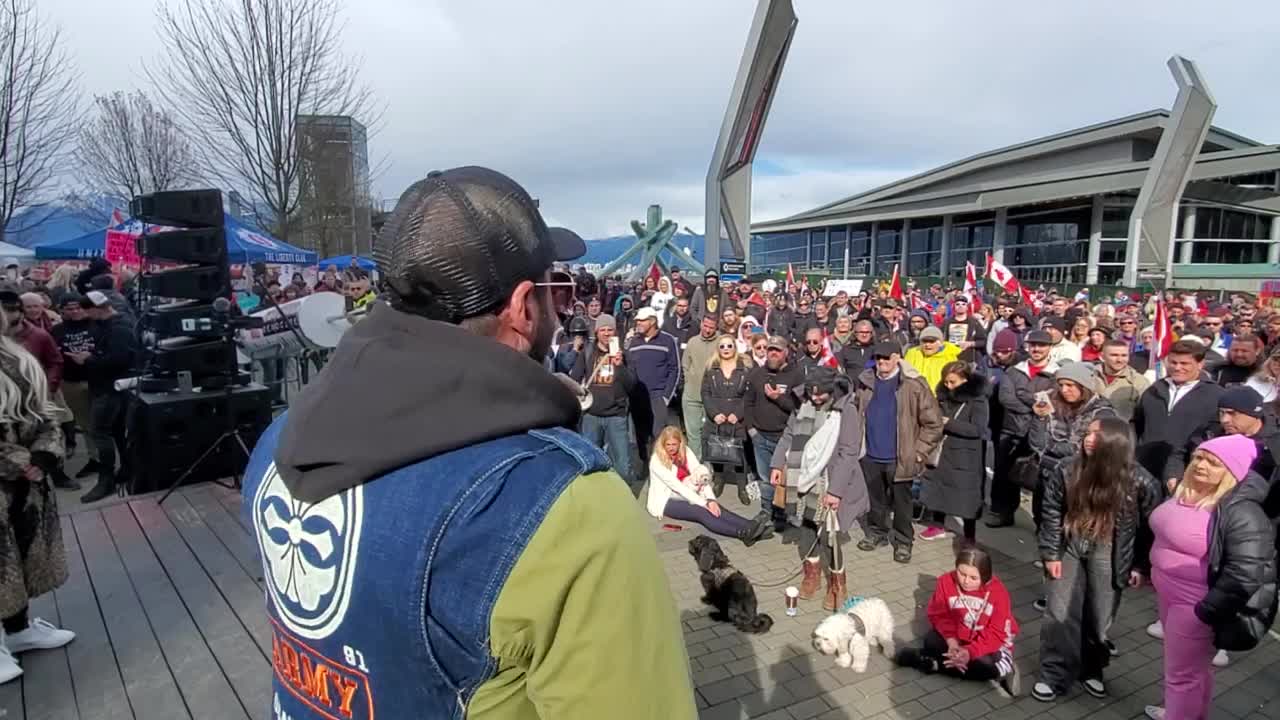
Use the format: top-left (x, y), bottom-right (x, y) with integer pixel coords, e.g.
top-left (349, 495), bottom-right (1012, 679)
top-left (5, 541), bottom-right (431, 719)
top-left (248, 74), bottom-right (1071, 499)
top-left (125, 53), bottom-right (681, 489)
top-left (718, 343), bottom-right (736, 350)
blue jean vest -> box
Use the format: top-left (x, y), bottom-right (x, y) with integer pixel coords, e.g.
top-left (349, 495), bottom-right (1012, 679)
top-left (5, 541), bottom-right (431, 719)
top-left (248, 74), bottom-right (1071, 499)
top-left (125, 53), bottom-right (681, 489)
top-left (242, 414), bottom-right (610, 719)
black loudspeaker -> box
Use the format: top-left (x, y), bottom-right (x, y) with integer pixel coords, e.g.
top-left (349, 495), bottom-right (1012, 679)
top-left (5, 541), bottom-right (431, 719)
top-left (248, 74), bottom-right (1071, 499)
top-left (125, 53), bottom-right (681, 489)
top-left (140, 266), bottom-right (231, 302)
top-left (128, 385), bottom-right (272, 493)
top-left (145, 301), bottom-right (223, 339)
top-left (137, 227), bottom-right (227, 265)
top-left (130, 189), bottom-right (225, 228)
top-left (151, 339), bottom-right (238, 378)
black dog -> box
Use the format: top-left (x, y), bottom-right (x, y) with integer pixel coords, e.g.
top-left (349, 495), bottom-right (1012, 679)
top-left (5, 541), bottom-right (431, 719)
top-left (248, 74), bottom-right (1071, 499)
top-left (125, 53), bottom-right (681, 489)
top-left (689, 535), bottom-right (773, 634)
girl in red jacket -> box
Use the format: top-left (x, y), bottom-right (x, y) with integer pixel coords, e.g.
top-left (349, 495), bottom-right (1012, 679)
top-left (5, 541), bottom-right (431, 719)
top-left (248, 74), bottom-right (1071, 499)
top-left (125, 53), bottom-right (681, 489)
top-left (895, 548), bottom-right (1022, 696)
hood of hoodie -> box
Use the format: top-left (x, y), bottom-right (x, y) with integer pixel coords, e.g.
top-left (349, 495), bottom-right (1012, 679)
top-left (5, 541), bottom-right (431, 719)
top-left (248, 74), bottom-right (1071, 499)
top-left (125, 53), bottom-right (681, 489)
top-left (274, 303), bottom-right (581, 503)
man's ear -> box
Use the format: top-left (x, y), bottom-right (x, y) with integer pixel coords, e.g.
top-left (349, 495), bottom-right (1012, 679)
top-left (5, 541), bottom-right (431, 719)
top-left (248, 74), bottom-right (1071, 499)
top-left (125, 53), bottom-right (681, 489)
top-left (496, 280), bottom-right (539, 353)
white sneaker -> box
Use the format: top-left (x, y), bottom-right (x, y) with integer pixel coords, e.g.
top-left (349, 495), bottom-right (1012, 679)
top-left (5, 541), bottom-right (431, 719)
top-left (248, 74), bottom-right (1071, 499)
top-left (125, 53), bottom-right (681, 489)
top-left (1144, 706), bottom-right (1166, 720)
top-left (1146, 620), bottom-right (1164, 639)
top-left (5, 618), bottom-right (75, 654)
top-left (1212, 650), bottom-right (1229, 668)
top-left (0, 645), bottom-right (20, 684)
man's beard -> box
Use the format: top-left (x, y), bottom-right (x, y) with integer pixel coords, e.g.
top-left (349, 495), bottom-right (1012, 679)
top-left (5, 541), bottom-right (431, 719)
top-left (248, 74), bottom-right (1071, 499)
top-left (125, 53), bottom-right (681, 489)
top-left (766, 357), bottom-right (783, 370)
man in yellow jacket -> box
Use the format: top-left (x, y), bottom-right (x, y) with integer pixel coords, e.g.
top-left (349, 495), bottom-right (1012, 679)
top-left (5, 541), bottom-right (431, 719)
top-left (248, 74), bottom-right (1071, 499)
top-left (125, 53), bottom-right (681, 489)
top-left (904, 326), bottom-right (962, 395)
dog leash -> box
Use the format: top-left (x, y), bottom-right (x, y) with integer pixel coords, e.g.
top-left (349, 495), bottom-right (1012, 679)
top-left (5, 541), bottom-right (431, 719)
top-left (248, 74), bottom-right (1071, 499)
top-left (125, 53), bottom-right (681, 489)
top-left (752, 507), bottom-right (839, 589)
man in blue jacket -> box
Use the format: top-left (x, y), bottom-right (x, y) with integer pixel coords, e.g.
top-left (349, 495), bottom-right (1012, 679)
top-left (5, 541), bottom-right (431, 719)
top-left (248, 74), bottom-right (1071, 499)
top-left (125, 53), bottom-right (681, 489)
top-left (627, 306), bottom-right (681, 459)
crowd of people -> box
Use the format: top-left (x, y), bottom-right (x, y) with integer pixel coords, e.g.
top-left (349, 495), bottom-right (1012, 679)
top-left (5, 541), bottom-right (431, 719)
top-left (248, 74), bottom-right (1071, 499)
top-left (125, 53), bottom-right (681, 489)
top-left (555, 263), bottom-right (1280, 717)
top-left (237, 165), bottom-right (1278, 720)
top-left (0, 253), bottom-right (386, 686)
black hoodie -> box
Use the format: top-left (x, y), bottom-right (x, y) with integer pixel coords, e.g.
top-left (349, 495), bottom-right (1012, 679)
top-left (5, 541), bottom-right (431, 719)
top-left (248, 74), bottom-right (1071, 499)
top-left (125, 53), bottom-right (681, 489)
top-left (275, 303), bottom-right (580, 503)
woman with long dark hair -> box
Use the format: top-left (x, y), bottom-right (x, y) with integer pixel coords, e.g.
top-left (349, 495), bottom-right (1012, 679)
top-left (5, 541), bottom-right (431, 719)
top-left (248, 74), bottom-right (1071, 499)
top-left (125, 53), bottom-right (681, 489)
top-left (0, 311), bottom-right (73, 683)
top-left (1031, 417), bottom-right (1160, 703)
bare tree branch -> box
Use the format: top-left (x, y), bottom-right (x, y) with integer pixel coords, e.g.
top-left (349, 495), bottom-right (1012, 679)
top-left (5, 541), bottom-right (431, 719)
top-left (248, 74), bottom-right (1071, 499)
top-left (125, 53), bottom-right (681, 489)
top-left (73, 90), bottom-right (199, 206)
top-left (147, 0), bottom-right (378, 242)
top-left (0, 0), bottom-right (79, 244)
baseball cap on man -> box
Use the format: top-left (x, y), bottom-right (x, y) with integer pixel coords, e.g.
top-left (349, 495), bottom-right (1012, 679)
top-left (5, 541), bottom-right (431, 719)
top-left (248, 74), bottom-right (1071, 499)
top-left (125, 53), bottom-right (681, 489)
top-left (375, 166), bottom-right (586, 323)
top-left (766, 335), bottom-right (789, 351)
top-left (1025, 330), bottom-right (1053, 345)
top-left (919, 326), bottom-right (944, 342)
top-left (1218, 386), bottom-right (1265, 420)
top-left (872, 341), bottom-right (902, 358)
top-left (634, 307), bottom-right (659, 322)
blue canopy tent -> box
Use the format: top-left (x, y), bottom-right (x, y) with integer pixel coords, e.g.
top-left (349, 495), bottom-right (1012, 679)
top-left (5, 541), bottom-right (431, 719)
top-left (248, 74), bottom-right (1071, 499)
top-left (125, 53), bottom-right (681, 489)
top-left (35, 216), bottom-right (318, 265)
top-left (317, 254), bottom-right (376, 271)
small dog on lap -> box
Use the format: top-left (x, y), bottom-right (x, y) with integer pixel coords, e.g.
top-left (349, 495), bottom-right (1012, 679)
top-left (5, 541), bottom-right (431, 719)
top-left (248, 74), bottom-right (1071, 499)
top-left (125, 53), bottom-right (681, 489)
top-left (812, 597), bottom-right (896, 672)
top-left (689, 535), bottom-right (773, 634)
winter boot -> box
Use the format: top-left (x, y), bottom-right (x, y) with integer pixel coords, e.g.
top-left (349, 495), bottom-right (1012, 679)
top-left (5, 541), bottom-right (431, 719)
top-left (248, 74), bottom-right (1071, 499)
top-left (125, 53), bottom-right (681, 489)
top-left (798, 558), bottom-right (822, 600)
top-left (711, 475), bottom-right (725, 498)
top-left (80, 472), bottom-right (116, 504)
top-left (736, 481), bottom-right (752, 506)
top-left (823, 570), bottom-right (848, 612)
top-left (738, 514), bottom-right (771, 547)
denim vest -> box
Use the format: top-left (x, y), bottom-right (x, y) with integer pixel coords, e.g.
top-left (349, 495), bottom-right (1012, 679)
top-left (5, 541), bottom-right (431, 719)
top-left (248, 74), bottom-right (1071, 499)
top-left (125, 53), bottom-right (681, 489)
top-left (242, 413), bottom-right (610, 719)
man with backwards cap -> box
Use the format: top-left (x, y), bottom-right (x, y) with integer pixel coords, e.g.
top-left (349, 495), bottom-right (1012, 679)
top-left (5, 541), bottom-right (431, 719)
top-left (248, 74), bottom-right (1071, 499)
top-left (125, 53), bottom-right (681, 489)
top-left (243, 168), bottom-right (695, 719)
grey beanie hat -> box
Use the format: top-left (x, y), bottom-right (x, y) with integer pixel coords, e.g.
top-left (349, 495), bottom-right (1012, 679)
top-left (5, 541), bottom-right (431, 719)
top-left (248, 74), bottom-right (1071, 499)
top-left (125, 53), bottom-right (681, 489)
top-left (1054, 360), bottom-right (1100, 395)
top-left (594, 313), bottom-right (616, 332)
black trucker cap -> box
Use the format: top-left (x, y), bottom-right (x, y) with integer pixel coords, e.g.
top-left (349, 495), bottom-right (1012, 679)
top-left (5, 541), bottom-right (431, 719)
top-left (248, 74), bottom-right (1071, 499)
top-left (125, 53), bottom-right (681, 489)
top-left (375, 166), bottom-right (586, 323)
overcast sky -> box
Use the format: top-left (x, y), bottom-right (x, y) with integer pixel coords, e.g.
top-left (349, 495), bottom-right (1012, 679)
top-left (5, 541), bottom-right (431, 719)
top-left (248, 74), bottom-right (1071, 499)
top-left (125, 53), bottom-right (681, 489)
top-left (44, 0), bottom-right (1280, 238)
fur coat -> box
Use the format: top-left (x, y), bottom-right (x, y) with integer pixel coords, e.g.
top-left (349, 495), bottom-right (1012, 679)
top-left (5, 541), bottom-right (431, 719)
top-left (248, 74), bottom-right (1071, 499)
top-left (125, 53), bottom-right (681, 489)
top-left (0, 353), bottom-right (68, 618)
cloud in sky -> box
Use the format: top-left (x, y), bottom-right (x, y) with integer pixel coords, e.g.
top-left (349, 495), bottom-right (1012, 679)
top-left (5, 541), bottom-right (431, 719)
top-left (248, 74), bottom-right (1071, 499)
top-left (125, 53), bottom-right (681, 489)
top-left (41, 0), bottom-right (1280, 237)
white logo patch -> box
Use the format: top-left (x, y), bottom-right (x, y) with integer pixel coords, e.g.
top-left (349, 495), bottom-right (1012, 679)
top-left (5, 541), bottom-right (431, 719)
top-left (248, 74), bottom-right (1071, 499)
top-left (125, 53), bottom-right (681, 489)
top-left (254, 463), bottom-right (363, 639)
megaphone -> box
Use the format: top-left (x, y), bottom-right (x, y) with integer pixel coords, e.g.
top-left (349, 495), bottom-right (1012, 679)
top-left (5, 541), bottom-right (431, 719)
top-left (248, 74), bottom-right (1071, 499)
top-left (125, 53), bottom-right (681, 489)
top-left (236, 292), bottom-right (357, 360)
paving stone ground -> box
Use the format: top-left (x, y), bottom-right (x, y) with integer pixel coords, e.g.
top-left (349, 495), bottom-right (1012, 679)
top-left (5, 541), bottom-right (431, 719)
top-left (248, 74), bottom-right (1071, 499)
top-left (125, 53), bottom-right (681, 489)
top-left (644, 483), bottom-right (1280, 720)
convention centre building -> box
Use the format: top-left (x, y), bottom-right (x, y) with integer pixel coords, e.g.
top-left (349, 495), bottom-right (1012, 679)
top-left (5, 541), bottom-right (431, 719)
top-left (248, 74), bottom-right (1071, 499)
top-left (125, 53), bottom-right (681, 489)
top-left (749, 110), bottom-right (1280, 290)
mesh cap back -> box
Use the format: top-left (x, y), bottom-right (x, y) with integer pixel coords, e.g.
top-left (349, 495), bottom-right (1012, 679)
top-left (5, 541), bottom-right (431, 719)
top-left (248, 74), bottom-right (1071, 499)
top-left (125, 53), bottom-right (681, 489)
top-left (375, 166), bottom-right (583, 323)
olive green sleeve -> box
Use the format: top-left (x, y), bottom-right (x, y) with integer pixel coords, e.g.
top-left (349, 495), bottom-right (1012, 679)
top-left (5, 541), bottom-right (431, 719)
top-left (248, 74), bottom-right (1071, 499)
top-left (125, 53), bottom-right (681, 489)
top-left (469, 471), bottom-right (697, 720)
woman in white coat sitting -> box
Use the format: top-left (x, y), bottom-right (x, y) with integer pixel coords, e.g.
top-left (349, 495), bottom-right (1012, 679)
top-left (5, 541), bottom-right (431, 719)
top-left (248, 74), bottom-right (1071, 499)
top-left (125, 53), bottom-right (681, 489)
top-left (647, 426), bottom-right (773, 545)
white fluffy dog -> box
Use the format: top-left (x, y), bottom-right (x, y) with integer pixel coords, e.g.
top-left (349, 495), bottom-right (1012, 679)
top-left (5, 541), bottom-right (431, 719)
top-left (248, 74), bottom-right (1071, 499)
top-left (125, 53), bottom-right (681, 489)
top-left (811, 597), bottom-right (896, 672)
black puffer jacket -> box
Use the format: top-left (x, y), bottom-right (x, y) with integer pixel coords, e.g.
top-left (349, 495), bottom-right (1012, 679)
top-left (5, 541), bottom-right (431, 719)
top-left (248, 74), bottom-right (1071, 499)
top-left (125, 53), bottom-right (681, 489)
top-left (702, 358), bottom-right (752, 441)
top-left (1038, 461), bottom-right (1162, 590)
top-left (1196, 471), bottom-right (1279, 652)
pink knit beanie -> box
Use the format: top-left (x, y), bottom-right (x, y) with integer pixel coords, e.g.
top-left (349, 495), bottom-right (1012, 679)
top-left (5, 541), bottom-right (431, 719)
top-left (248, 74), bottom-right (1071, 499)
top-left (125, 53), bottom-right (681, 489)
top-left (1197, 435), bottom-right (1258, 482)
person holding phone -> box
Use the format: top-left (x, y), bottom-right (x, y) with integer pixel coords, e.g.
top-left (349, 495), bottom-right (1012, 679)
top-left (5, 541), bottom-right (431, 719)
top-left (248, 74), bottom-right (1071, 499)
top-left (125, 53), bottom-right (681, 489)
top-left (744, 336), bottom-right (805, 524)
top-left (570, 315), bottom-right (638, 494)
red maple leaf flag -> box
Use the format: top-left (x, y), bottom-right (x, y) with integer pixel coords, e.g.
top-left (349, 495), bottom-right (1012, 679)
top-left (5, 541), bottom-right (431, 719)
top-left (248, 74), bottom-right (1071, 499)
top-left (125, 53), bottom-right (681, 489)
top-left (908, 290), bottom-right (931, 311)
top-left (985, 254), bottom-right (1020, 294)
top-left (647, 262), bottom-right (662, 287)
top-left (888, 264), bottom-right (904, 302)
top-left (1019, 284), bottom-right (1042, 314)
top-left (964, 261), bottom-right (983, 312)
top-left (817, 332), bottom-right (840, 368)
top-left (786, 263), bottom-right (796, 295)
top-left (108, 208), bottom-right (126, 228)
top-left (1153, 297), bottom-right (1173, 362)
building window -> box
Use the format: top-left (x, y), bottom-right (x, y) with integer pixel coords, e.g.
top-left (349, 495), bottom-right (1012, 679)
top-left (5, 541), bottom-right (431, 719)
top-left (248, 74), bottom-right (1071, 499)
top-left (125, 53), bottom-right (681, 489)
top-left (750, 231), bottom-right (808, 272)
top-left (875, 221), bottom-right (902, 272)
top-left (847, 226), bottom-right (871, 276)
top-left (1096, 266), bottom-right (1125, 285)
top-left (1004, 204), bottom-right (1090, 273)
top-left (948, 213), bottom-right (994, 279)
top-left (1102, 205), bottom-right (1131, 237)
top-left (809, 229), bottom-right (827, 269)
top-left (1191, 242), bottom-right (1270, 264)
top-left (828, 226), bottom-right (847, 274)
top-left (1098, 241), bottom-right (1127, 264)
top-left (907, 221), bottom-right (943, 276)
top-left (1194, 208), bottom-right (1272, 240)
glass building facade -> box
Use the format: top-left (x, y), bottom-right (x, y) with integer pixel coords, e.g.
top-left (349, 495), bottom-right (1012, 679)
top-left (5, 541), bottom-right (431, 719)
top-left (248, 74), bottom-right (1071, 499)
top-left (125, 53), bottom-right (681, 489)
top-left (751, 191), bottom-right (1275, 286)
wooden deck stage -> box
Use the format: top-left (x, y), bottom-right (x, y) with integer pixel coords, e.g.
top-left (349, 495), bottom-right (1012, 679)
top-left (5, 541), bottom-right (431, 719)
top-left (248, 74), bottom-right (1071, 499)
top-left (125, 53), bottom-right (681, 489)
top-left (0, 483), bottom-right (271, 720)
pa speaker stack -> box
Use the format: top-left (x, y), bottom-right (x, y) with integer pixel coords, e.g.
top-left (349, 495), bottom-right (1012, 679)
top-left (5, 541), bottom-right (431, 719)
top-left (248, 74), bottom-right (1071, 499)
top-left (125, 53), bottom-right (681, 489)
top-left (126, 189), bottom-right (271, 497)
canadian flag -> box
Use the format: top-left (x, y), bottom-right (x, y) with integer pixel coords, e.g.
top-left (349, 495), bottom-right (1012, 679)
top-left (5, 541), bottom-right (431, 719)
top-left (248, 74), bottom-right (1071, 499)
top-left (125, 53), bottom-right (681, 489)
top-left (887, 264), bottom-right (904, 302)
top-left (108, 208), bottom-right (126, 228)
top-left (647, 262), bottom-right (662, 287)
top-left (817, 331), bottom-right (840, 369)
top-left (984, 253), bottom-right (1020, 294)
top-left (1152, 298), bottom-right (1173, 362)
top-left (1019, 284), bottom-right (1042, 313)
top-left (785, 263), bottom-right (796, 295)
top-left (963, 261), bottom-right (983, 312)
top-left (908, 290), bottom-right (931, 312)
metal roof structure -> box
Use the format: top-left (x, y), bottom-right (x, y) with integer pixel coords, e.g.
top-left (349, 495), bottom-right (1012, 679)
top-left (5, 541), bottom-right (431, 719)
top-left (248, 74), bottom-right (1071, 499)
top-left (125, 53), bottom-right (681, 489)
top-left (752, 109), bottom-right (1279, 235)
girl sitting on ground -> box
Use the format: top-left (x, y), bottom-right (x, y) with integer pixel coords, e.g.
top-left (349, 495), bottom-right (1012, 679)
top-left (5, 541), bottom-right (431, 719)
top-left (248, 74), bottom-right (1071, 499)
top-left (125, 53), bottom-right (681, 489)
top-left (895, 547), bottom-right (1021, 697)
top-left (645, 426), bottom-right (771, 545)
